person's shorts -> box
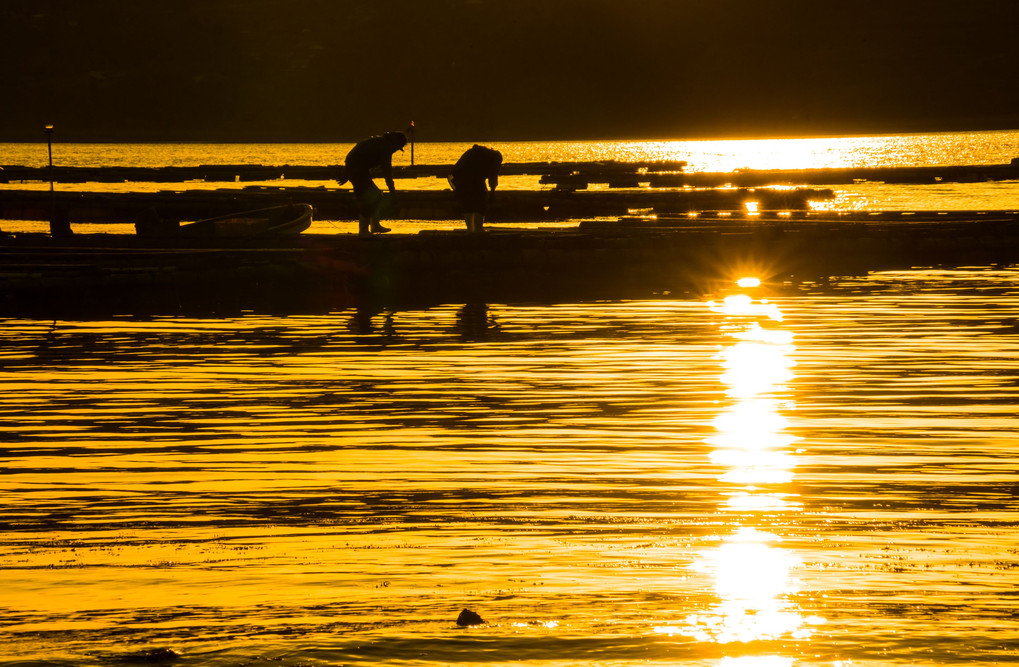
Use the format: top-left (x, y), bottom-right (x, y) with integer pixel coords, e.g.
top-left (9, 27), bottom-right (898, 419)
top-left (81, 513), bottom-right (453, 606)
top-left (350, 173), bottom-right (383, 215)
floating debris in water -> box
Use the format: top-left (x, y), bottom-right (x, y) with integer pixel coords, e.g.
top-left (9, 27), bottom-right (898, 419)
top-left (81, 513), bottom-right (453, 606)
top-left (457, 609), bottom-right (484, 626)
top-left (112, 647), bottom-right (180, 664)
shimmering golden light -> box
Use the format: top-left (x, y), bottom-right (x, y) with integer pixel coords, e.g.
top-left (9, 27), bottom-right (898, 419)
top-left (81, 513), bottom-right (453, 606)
top-left (717, 658), bottom-right (796, 667)
top-left (713, 400), bottom-right (789, 438)
top-left (707, 528), bottom-right (795, 599)
top-left (710, 302), bottom-right (798, 500)
top-left (680, 529), bottom-right (810, 644)
top-left (707, 295), bottom-right (784, 321)
top-left (730, 324), bottom-right (793, 345)
top-left (723, 491), bottom-right (795, 512)
top-left (670, 290), bottom-right (817, 649)
top-left (708, 429), bottom-right (797, 452)
top-left (736, 277), bottom-right (761, 288)
top-left (719, 342), bottom-right (795, 397)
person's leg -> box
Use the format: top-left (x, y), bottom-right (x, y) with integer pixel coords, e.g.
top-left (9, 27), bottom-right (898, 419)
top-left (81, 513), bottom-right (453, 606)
top-left (369, 206), bottom-right (390, 234)
top-left (464, 182), bottom-right (487, 233)
top-left (370, 189), bottom-right (391, 233)
top-left (352, 175), bottom-right (373, 236)
top-left (468, 212), bottom-right (484, 233)
top-left (354, 180), bottom-right (388, 234)
top-left (469, 195), bottom-right (488, 233)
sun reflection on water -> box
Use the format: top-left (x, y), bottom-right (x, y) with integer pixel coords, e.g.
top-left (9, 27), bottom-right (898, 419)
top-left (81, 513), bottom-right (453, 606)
top-left (708, 294), bottom-right (785, 322)
top-left (717, 659), bottom-right (795, 667)
top-left (658, 280), bottom-right (821, 652)
top-left (684, 528), bottom-right (808, 644)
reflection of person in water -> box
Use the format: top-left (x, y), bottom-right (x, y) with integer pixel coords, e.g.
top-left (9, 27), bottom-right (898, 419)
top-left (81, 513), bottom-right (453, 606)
top-left (50, 207), bottom-right (73, 237)
top-left (456, 303), bottom-right (499, 341)
top-left (348, 307), bottom-right (397, 341)
top-left (449, 144), bottom-right (503, 233)
top-left (341, 131), bottom-right (407, 236)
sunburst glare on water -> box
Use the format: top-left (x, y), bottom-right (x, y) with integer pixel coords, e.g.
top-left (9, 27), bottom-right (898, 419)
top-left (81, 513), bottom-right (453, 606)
top-left (655, 280), bottom-right (818, 650)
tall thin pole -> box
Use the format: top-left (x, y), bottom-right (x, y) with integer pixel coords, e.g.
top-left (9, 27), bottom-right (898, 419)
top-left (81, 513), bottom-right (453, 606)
top-left (410, 120), bottom-right (415, 166)
top-left (45, 124), bottom-right (54, 217)
top-left (45, 125), bottom-right (54, 186)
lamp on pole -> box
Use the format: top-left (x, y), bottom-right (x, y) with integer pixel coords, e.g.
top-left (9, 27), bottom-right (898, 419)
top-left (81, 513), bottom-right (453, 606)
top-left (44, 124), bottom-right (71, 237)
top-left (44, 124), bottom-right (54, 195)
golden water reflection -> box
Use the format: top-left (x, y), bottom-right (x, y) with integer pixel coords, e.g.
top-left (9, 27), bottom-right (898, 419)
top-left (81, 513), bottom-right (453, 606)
top-left (662, 282), bottom-right (821, 650)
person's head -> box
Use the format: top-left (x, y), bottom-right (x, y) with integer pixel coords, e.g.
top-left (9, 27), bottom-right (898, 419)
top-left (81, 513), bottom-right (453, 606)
top-left (384, 131), bottom-right (408, 152)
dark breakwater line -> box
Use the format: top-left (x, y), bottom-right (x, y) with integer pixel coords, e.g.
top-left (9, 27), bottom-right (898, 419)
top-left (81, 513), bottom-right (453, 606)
top-left (0, 186), bottom-right (828, 225)
top-left (2, 214), bottom-right (1017, 318)
top-left (0, 160), bottom-right (689, 184)
top-left (2, 158), bottom-right (1017, 186)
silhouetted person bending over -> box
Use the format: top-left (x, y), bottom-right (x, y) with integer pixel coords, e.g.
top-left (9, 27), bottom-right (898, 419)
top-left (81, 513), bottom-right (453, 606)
top-left (342, 131), bottom-right (407, 235)
top-left (449, 144), bottom-right (503, 233)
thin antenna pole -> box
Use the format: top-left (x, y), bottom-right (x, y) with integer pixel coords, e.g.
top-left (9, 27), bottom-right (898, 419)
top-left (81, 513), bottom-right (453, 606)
top-left (45, 124), bottom-right (54, 216)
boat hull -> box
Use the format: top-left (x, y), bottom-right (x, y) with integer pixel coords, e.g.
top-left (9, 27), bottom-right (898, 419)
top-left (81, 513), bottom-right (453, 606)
top-left (178, 203), bottom-right (313, 238)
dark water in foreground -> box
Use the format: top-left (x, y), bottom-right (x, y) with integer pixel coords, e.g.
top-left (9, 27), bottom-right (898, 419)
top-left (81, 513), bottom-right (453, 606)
top-left (2, 268), bottom-right (1018, 666)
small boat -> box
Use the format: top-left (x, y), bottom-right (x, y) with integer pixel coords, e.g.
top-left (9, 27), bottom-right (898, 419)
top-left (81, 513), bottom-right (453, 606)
top-left (178, 203), bottom-right (313, 238)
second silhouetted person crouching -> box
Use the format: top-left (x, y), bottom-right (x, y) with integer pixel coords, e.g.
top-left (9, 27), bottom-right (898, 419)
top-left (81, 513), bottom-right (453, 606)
top-left (449, 144), bottom-right (503, 233)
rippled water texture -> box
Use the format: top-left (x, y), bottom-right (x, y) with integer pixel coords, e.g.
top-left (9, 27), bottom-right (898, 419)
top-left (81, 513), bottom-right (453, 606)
top-left (2, 268), bottom-right (1018, 666)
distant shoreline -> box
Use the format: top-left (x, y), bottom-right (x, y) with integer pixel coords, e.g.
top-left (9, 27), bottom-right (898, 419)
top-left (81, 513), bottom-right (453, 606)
top-left (4, 126), bottom-right (1019, 146)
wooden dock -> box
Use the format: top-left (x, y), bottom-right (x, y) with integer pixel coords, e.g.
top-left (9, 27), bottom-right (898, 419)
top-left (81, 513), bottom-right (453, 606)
top-left (2, 159), bottom-right (1017, 316)
top-left (2, 210), bottom-right (1016, 317)
top-left (3, 158), bottom-right (1016, 187)
top-left (0, 185), bottom-right (831, 225)
top-left (0, 160), bottom-right (691, 184)
top-left (4, 156), bottom-right (1018, 227)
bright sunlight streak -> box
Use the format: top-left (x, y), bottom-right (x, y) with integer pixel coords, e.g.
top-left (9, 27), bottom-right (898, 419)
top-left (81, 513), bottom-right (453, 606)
top-left (664, 286), bottom-right (820, 649)
top-left (707, 294), bottom-right (784, 321)
top-left (676, 529), bottom-right (811, 645)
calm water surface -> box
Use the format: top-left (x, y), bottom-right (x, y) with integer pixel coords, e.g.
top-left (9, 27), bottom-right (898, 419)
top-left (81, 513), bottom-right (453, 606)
top-left (2, 268), bottom-right (1018, 666)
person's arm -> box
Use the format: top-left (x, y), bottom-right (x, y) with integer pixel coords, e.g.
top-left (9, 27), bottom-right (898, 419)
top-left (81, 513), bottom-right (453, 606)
top-left (488, 152), bottom-right (503, 194)
top-left (383, 156), bottom-right (396, 193)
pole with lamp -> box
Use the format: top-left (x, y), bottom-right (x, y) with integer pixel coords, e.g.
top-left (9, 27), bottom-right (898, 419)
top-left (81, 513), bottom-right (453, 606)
top-left (408, 121), bottom-right (415, 166)
top-left (45, 124), bottom-right (54, 196)
top-left (44, 124), bottom-right (71, 237)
